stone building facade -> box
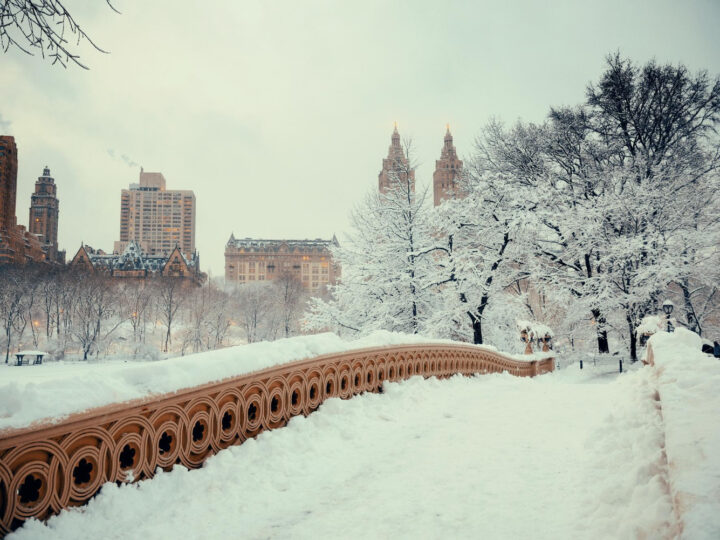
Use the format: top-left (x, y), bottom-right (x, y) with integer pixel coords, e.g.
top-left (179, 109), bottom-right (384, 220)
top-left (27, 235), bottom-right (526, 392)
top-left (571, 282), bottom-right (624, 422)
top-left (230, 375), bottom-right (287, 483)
top-left (29, 166), bottom-right (65, 263)
top-left (224, 235), bottom-right (339, 292)
top-left (433, 127), bottom-right (464, 206)
top-left (378, 125), bottom-right (415, 194)
top-left (114, 170), bottom-right (196, 257)
top-left (0, 136), bottom-right (47, 264)
top-left (70, 241), bottom-right (205, 285)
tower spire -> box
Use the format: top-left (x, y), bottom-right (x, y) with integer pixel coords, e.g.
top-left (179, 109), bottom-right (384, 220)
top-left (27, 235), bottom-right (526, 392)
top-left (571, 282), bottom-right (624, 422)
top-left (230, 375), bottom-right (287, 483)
top-left (378, 126), bottom-right (415, 194)
top-left (433, 127), bottom-right (463, 206)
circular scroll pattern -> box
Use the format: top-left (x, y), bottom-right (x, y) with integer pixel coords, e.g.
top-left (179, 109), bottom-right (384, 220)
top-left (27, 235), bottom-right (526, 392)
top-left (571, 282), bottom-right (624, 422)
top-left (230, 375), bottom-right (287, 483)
top-left (109, 415), bottom-right (155, 480)
top-left (363, 360), bottom-right (377, 392)
top-left (150, 405), bottom-right (188, 470)
top-left (242, 383), bottom-right (268, 438)
top-left (215, 387), bottom-right (244, 448)
top-left (322, 367), bottom-right (338, 400)
top-left (184, 396), bottom-right (220, 467)
top-left (337, 362), bottom-right (353, 399)
top-left (0, 344), bottom-right (554, 533)
top-left (306, 369), bottom-right (323, 411)
top-left (351, 361), bottom-right (364, 394)
top-left (61, 428), bottom-right (114, 504)
top-left (286, 371), bottom-right (307, 417)
top-left (265, 376), bottom-right (290, 430)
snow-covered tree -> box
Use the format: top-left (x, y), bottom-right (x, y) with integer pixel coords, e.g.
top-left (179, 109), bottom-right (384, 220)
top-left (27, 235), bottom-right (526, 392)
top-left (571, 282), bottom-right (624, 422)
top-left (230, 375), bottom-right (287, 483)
top-left (308, 141), bottom-right (438, 336)
top-left (235, 281), bottom-right (276, 343)
top-left (271, 272), bottom-right (306, 338)
top-left (71, 275), bottom-right (122, 360)
top-left (424, 170), bottom-right (530, 344)
top-left (156, 279), bottom-right (185, 353)
top-left (206, 282), bottom-right (233, 349)
top-left (0, 266), bottom-right (27, 363)
top-left (473, 54), bottom-right (720, 359)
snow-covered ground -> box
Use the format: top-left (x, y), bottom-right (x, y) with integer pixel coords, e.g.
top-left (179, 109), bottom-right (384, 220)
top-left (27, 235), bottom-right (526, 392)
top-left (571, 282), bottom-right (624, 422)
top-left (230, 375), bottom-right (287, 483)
top-left (11, 363), bottom-right (679, 539)
top-left (648, 330), bottom-right (720, 538)
top-left (0, 331), bottom-right (472, 432)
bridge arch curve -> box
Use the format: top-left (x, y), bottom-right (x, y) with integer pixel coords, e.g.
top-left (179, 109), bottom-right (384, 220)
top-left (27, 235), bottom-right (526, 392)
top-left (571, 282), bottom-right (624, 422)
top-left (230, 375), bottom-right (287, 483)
top-left (0, 342), bottom-right (553, 533)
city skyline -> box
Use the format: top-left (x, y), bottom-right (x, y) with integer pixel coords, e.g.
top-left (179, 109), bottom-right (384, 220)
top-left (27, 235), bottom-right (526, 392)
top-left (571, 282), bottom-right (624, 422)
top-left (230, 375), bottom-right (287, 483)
top-left (1, 0), bottom-right (719, 274)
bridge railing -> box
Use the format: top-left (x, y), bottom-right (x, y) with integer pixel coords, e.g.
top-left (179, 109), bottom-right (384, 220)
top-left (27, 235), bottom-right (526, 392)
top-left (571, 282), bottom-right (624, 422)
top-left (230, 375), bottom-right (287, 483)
top-left (0, 343), bottom-right (553, 533)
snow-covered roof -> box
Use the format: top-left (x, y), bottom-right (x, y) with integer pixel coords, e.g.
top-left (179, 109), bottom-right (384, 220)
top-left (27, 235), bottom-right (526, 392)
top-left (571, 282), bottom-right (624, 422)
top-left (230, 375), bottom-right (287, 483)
top-left (83, 241), bottom-right (198, 272)
top-left (226, 236), bottom-right (338, 252)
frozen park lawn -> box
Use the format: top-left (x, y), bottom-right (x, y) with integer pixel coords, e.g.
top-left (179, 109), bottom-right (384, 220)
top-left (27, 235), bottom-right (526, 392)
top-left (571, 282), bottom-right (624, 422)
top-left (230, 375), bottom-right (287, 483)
top-left (12, 363), bottom-right (681, 539)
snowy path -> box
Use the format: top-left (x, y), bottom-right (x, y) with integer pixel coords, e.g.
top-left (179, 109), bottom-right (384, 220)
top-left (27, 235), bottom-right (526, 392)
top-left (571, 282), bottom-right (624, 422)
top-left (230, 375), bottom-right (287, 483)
top-left (13, 366), bottom-right (674, 539)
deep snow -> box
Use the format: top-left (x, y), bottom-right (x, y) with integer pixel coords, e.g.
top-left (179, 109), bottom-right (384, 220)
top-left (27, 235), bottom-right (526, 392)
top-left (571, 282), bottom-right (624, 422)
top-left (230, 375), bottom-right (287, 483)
top-left (648, 330), bottom-right (720, 538)
top-left (11, 364), bottom-right (677, 539)
top-left (0, 331), bottom-right (472, 432)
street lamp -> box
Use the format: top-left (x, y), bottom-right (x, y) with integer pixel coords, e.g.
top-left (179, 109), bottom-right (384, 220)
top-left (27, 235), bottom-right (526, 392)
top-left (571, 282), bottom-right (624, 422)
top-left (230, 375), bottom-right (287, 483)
top-left (662, 300), bottom-right (674, 333)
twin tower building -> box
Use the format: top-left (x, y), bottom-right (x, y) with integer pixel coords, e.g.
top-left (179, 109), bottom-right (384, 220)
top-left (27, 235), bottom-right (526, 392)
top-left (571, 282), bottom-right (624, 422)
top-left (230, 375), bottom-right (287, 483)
top-left (378, 125), bottom-right (464, 206)
top-left (223, 126), bottom-right (464, 288)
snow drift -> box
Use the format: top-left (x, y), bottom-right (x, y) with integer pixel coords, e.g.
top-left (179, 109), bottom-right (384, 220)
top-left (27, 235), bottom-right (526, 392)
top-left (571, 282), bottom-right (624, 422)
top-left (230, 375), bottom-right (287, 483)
top-left (648, 329), bottom-right (720, 539)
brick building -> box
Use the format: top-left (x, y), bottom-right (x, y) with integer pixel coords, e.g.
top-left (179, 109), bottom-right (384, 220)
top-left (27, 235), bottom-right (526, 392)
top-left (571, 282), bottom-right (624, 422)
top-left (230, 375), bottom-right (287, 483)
top-left (70, 240), bottom-right (205, 285)
top-left (433, 127), bottom-right (464, 206)
top-left (29, 166), bottom-right (65, 263)
top-left (378, 125), bottom-right (415, 194)
top-left (114, 170), bottom-right (196, 257)
top-left (0, 136), bottom-right (17, 233)
top-left (0, 136), bottom-right (46, 264)
top-left (224, 235), bottom-right (339, 292)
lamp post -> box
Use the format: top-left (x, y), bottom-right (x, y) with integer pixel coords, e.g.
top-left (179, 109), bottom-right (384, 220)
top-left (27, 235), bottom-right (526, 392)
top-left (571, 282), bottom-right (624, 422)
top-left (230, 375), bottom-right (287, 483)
top-left (662, 300), bottom-right (674, 333)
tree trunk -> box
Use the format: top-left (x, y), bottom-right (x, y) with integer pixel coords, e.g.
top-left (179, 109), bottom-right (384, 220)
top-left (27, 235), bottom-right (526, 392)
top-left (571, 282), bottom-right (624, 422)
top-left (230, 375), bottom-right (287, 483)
top-left (467, 295), bottom-right (489, 345)
top-left (679, 279), bottom-right (701, 335)
top-left (591, 309), bottom-right (610, 354)
top-left (627, 316), bottom-right (638, 362)
top-left (472, 317), bottom-right (483, 345)
top-left (164, 324), bottom-right (171, 353)
top-left (4, 320), bottom-right (12, 363)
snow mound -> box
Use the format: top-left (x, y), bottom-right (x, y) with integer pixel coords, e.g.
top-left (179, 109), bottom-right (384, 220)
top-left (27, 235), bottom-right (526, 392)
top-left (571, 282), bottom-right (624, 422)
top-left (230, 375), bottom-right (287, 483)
top-left (637, 314), bottom-right (664, 336)
top-left (648, 330), bottom-right (720, 539)
top-left (0, 331), bottom-right (484, 432)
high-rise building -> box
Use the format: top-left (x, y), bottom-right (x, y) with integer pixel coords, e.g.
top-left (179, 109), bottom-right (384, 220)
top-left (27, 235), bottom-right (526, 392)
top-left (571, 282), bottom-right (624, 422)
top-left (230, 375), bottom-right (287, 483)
top-left (224, 235), bottom-right (339, 292)
top-left (0, 136), bottom-right (46, 264)
top-left (433, 126), bottom-right (464, 206)
top-left (114, 170), bottom-right (196, 257)
top-left (378, 125), bottom-right (415, 193)
top-left (0, 135), bottom-right (18, 233)
top-left (28, 166), bottom-right (64, 263)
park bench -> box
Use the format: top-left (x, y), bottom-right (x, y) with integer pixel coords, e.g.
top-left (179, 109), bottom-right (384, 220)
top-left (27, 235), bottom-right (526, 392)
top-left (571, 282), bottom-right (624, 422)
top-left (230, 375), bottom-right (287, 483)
top-left (14, 350), bottom-right (47, 366)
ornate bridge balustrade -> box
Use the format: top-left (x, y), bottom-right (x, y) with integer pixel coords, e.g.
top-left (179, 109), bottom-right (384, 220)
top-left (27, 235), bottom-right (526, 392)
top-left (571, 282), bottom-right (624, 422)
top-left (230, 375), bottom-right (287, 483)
top-left (0, 343), bottom-right (554, 534)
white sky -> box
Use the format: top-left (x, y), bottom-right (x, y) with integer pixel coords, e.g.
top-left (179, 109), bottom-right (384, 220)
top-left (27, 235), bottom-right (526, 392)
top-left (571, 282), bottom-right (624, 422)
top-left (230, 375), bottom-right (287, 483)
top-left (1, 0), bottom-right (719, 274)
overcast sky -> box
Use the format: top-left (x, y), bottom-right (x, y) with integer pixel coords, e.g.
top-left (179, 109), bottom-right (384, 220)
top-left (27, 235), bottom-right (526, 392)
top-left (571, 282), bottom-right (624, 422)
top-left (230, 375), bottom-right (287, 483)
top-left (1, 0), bottom-right (719, 274)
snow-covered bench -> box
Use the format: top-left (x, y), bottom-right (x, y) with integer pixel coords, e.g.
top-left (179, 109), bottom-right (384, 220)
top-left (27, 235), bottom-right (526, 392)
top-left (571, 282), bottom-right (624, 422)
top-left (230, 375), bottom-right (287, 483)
top-left (14, 350), bottom-right (47, 366)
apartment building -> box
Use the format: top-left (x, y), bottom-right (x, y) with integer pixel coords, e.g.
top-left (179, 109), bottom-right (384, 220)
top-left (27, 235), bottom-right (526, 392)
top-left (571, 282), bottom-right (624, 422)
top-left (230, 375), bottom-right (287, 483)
top-left (225, 235), bottom-right (339, 292)
top-left (114, 170), bottom-right (195, 257)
